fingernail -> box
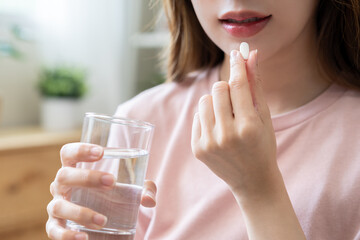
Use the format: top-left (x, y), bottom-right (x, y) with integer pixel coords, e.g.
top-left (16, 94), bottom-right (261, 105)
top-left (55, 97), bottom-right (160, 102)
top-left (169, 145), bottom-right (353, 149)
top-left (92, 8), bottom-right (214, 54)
top-left (75, 233), bottom-right (88, 240)
top-left (101, 174), bottom-right (115, 187)
top-left (230, 50), bottom-right (240, 64)
top-left (90, 147), bottom-right (102, 157)
top-left (146, 190), bottom-right (156, 201)
top-left (240, 42), bottom-right (249, 60)
top-left (93, 214), bottom-right (107, 226)
top-left (230, 50), bottom-right (237, 59)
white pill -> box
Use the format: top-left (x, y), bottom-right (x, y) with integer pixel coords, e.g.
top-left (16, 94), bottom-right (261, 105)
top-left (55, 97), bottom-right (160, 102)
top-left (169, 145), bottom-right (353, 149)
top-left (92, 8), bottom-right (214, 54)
top-left (240, 42), bottom-right (249, 60)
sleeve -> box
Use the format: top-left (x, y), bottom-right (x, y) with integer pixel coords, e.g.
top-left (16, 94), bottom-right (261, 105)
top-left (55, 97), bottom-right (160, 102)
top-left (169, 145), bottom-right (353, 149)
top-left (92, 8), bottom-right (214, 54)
top-left (114, 101), bottom-right (132, 118)
top-left (134, 207), bottom-right (152, 240)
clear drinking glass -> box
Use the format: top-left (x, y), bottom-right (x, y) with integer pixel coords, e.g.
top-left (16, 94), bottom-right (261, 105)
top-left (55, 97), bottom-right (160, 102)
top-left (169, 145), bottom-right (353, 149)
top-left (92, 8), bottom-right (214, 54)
top-left (66, 112), bottom-right (154, 238)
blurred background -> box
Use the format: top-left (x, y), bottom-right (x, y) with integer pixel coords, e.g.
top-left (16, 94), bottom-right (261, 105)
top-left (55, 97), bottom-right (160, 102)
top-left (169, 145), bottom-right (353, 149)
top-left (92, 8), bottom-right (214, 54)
top-left (0, 0), bottom-right (167, 239)
top-left (0, 0), bottom-right (167, 129)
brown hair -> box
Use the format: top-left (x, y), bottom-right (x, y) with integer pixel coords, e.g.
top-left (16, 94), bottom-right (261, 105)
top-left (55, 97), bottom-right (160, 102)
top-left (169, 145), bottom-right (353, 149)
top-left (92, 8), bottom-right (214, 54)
top-left (161, 0), bottom-right (223, 82)
top-left (316, 0), bottom-right (360, 89)
top-left (161, 0), bottom-right (360, 89)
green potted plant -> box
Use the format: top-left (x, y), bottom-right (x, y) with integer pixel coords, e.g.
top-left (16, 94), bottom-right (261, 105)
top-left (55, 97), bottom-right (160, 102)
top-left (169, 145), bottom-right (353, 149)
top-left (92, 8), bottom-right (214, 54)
top-left (38, 65), bottom-right (88, 131)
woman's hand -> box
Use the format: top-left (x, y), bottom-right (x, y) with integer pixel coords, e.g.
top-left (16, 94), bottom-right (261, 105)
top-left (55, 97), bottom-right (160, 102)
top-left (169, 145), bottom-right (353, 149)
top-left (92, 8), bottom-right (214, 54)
top-left (46, 143), bottom-right (157, 240)
top-left (192, 47), bottom-right (305, 239)
top-left (191, 48), bottom-right (278, 201)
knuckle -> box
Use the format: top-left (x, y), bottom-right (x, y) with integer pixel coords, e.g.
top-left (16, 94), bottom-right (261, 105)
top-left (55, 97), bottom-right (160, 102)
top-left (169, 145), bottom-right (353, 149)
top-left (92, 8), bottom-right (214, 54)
top-left (212, 81), bottom-right (229, 93)
top-left (56, 167), bottom-right (69, 185)
top-left (49, 198), bottom-right (63, 217)
top-left (75, 144), bottom-right (87, 159)
top-left (240, 115), bottom-right (259, 129)
top-left (230, 58), bottom-right (242, 68)
top-left (217, 133), bottom-right (236, 149)
top-left (53, 200), bottom-right (64, 217)
top-left (238, 122), bottom-right (259, 140)
top-left (63, 143), bottom-right (90, 162)
top-left (192, 144), bottom-right (206, 160)
top-left (193, 138), bottom-right (220, 160)
top-left (50, 182), bottom-right (56, 196)
top-left (202, 138), bottom-right (218, 153)
top-left (60, 144), bottom-right (71, 158)
top-left (199, 95), bottom-right (212, 106)
top-left (47, 206), bottom-right (51, 217)
top-left (74, 206), bottom-right (87, 222)
top-left (47, 200), bottom-right (54, 216)
top-left (193, 148), bottom-right (205, 160)
top-left (82, 170), bottom-right (94, 185)
top-left (229, 78), bottom-right (246, 89)
top-left (238, 113), bottom-right (258, 124)
top-left (60, 143), bottom-right (84, 166)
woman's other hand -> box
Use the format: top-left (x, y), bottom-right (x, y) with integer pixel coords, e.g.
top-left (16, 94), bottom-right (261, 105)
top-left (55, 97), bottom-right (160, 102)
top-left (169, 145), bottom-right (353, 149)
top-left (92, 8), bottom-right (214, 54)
top-left (46, 143), bottom-right (157, 240)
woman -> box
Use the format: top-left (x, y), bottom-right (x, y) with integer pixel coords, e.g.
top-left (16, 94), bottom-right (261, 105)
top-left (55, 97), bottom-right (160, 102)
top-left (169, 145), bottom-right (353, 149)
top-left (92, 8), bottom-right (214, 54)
top-left (47, 0), bottom-right (360, 239)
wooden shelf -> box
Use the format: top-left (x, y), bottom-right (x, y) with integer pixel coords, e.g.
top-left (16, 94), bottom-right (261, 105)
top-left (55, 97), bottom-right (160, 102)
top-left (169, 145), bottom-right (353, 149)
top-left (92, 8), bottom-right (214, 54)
top-left (0, 127), bottom-right (81, 151)
top-left (0, 127), bottom-right (81, 238)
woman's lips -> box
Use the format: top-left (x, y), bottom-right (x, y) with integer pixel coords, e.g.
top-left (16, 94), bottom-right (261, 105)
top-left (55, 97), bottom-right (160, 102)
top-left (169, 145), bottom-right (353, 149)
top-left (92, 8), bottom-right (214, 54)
top-left (220, 13), bottom-right (272, 38)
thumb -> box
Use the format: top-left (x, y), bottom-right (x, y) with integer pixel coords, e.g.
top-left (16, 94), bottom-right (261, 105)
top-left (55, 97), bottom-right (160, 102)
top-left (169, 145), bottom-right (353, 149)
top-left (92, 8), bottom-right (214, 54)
top-left (141, 180), bottom-right (157, 208)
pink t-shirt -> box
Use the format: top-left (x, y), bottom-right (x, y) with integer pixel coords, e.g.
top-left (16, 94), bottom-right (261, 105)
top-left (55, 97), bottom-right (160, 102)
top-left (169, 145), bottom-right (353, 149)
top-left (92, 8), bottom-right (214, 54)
top-left (114, 67), bottom-right (360, 240)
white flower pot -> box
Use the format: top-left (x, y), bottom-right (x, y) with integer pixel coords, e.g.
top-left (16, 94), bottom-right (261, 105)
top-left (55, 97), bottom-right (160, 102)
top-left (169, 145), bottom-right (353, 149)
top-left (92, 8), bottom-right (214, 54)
top-left (41, 98), bottom-right (79, 131)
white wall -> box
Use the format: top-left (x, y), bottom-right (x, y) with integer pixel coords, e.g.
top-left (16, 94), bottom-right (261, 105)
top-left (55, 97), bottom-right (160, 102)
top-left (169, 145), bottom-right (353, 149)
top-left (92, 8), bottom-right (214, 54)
top-left (0, 0), bottom-right (142, 128)
top-left (0, 12), bottom-right (41, 127)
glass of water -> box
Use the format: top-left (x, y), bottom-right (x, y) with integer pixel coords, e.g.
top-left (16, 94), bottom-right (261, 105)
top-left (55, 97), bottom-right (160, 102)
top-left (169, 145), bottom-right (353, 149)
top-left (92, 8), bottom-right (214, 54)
top-left (66, 112), bottom-right (154, 238)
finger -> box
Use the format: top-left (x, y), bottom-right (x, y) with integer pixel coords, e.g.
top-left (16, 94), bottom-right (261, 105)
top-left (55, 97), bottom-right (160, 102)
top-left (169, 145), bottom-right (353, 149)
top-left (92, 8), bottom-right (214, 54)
top-left (53, 167), bottom-right (115, 195)
top-left (211, 81), bottom-right (233, 125)
top-left (47, 198), bottom-right (107, 230)
top-left (191, 112), bottom-right (201, 146)
top-left (60, 143), bottom-right (104, 167)
top-left (198, 95), bottom-right (215, 136)
top-left (246, 50), bottom-right (271, 121)
top-left (47, 217), bottom-right (89, 240)
top-left (229, 50), bottom-right (256, 119)
top-left (141, 180), bottom-right (157, 208)
top-left (50, 182), bottom-right (56, 196)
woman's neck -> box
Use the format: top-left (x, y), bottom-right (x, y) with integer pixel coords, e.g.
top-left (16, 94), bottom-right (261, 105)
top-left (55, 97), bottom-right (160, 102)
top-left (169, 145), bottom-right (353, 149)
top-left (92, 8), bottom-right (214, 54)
top-left (219, 33), bottom-right (331, 116)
